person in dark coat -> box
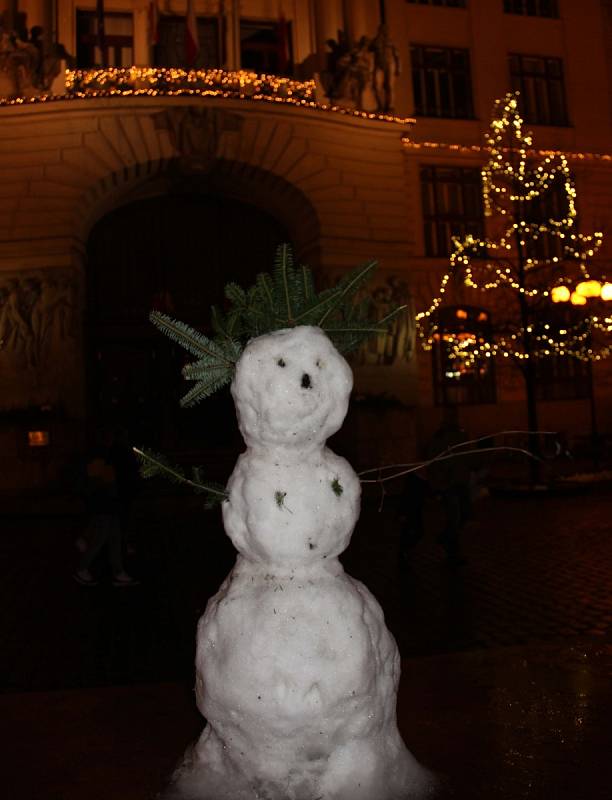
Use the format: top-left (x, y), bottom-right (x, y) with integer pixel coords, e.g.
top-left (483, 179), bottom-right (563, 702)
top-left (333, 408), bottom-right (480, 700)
top-left (73, 425), bottom-right (139, 587)
top-left (427, 408), bottom-right (471, 565)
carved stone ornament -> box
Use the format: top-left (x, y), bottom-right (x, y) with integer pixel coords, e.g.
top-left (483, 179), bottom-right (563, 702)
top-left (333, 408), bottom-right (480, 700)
top-left (0, 269), bottom-right (79, 410)
top-left (154, 107), bottom-right (244, 172)
top-left (353, 276), bottom-right (415, 367)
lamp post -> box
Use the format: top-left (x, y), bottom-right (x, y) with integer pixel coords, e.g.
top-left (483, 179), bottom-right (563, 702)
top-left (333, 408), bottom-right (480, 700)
top-left (551, 278), bottom-right (612, 469)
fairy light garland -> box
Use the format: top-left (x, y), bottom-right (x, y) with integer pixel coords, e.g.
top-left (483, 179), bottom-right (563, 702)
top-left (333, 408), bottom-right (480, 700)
top-left (416, 93), bottom-right (612, 366)
top-left (402, 138), bottom-right (612, 165)
top-left (0, 67), bottom-right (415, 125)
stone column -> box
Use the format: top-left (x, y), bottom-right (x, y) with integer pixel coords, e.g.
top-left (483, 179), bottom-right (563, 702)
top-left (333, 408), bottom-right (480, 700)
top-left (313, 0), bottom-right (342, 57)
top-left (342, 0), bottom-right (369, 44)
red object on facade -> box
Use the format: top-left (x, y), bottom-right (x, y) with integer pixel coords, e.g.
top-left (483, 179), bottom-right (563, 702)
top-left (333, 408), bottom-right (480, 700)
top-left (148, 0), bottom-right (159, 46)
top-left (277, 11), bottom-right (289, 73)
top-left (185, 0), bottom-right (199, 67)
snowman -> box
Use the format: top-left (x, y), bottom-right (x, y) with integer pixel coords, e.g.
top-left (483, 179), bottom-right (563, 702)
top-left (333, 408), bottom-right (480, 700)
top-left (164, 325), bottom-right (435, 800)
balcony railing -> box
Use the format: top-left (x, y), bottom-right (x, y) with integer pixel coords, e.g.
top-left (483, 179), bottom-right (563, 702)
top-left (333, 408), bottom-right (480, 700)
top-left (0, 66), bottom-right (413, 125)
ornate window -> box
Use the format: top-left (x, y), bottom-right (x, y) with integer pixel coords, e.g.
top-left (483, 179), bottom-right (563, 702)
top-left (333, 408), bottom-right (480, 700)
top-left (432, 307), bottom-right (496, 406)
top-left (407, 0), bottom-right (466, 7)
top-left (509, 54), bottom-right (568, 125)
top-left (411, 45), bottom-right (474, 119)
top-left (420, 166), bottom-right (485, 258)
top-left (76, 11), bottom-right (133, 68)
top-left (503, 0), bottom-right (559, 18)
top-left (155, 16), bottom-right (221, 69)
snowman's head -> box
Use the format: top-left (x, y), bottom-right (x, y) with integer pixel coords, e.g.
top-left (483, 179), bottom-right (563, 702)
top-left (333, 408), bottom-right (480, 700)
top-left (232, 326), bottom-right (353, 449)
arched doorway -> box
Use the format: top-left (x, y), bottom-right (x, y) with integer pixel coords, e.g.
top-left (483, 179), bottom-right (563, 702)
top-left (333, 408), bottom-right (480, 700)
top-left (86, 191), bottom-right (290, 470)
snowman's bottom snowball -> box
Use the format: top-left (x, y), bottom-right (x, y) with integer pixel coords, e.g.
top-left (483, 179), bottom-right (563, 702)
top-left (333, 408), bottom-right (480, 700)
top-left (161, 561), bottom-right (437, 800)
top-left (163, 727), bottom-right (436, 800)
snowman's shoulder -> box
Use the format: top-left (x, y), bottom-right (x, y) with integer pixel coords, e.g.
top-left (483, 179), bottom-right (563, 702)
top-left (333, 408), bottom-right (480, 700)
top-left (321, 447), bottom-right (357, 476)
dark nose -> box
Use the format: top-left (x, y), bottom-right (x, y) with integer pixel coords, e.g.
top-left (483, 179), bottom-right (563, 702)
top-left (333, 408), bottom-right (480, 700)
top-left (301, 373), bottom-right (312, 389)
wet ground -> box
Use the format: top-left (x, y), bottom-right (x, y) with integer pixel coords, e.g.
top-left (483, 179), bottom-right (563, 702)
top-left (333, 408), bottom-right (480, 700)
top-left (2, 481), bottom-right (612, 798)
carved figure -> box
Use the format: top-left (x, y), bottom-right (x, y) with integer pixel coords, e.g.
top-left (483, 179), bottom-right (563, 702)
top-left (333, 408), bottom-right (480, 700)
top-left (370, 23), bottom-right (400, 114)
top-left (325, 33), bottom-right (372, 110)
top-left (0, 22), bottom-right (74, 98)
top-left (0, 279), bottom-right (31, 364)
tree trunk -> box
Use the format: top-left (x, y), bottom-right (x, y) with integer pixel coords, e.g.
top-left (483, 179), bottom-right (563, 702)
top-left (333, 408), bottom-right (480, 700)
top-left (513, 186), bottom-right (541, 485)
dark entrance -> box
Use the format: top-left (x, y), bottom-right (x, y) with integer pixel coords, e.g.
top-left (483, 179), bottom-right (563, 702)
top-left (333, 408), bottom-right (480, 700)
top-left (87, 192), bottom-right (290, 472)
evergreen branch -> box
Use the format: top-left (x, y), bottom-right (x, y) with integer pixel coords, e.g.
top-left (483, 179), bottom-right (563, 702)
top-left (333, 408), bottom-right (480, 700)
top-left (316, 260), bottom-right (378, 326)
top-left (254, 272), bottom-right (274, 314)
top-left (133, 447), bottom-right (229, 505)
top-left (150, 311), bottom-right (237, 366)
top-left (300, 263), bottom-right (314, 302)
top-left (274, 243), bottom-right (295, 322)
top-left (224, 283), bottom-right (247, 308)
top-left (375, 305), bottom-right (407, 329)
top-left (179, 370), bottom-right (233, 407)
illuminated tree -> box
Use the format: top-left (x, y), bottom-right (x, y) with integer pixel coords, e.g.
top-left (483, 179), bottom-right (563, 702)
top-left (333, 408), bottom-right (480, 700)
top-left (417, 93), bottom-right (611, 462)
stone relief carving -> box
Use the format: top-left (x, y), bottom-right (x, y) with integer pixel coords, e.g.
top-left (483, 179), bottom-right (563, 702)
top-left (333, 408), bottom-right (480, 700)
top-left (0, 270), bottom-right (78, 409)
top-left (154, 107), bottom-right (245, 171)
top-left (354, 276), bottom-right (415, 367)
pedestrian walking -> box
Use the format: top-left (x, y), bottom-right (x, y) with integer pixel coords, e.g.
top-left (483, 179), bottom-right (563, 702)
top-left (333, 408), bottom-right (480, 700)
top-left (73, 426), bottom-right (139, 587)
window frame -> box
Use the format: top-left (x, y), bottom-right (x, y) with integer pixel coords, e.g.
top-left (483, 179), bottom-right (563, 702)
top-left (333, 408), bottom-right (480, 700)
top-left (406, 0), bottom-right (467, 8)
top-left (75, 9), bottom-right (134, 69)
top-left (239, 17), bottom-right (294, 76)
top-left (153, 14), bottom-right (222, 69)
top-left (432, 306), bottom-right (497, 407)
top-left (420, 164), bottom-right (485, 258)
top-left (509, 52), bottom-right (569, 126)
top-left (503, 0), bottom-right (559, 19)
top-left (410, 44), bottom-right (475, 119)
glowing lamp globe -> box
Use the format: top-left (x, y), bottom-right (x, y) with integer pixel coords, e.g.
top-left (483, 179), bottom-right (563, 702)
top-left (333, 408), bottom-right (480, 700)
top-left (601, 282), bottom-right (612, 302)
top-left (576, 280), bottom-right (602, 298)
top-left (551, 286), bottom-right (570, 303)
top-left (570, 291), bottom-right (587, 306)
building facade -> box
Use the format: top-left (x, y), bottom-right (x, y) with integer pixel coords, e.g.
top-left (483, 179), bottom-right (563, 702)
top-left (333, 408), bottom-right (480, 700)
top-left (0, 0), bottom-right (611, 489)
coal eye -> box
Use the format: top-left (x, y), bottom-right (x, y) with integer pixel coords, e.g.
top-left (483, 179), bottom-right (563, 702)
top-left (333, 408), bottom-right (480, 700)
top-left (316, 359), bottom-right (322, 368)
top-left (277, 358), bottom-right (286, 367)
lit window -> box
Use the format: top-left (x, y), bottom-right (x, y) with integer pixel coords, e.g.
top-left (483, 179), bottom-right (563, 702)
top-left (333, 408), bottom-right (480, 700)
top-left (420, 166), bottom-right (485, 258)
top-left (503, 0), bottom-right (559, 18)
top-left (432, 306), bottom-right (496, 406)
top-left (76, 11), bottom-right (133, 68)
top-left (509, 53), bottom-right (568, 126)
top-left (411, 45), bottom-right (474, 119)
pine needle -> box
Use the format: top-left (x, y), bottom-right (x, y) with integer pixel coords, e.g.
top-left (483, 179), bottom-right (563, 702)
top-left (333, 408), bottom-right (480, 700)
top-left (133, 447), bottom-right (229, 508)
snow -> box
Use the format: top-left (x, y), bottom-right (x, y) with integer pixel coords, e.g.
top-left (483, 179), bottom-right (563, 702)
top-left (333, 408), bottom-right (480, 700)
top-left (164, 326), bottom-right (436, 799)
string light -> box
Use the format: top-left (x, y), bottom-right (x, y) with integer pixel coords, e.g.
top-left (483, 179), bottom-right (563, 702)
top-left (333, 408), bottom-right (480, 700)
top-left (416, 92), bottom-right (612, 365)
top-left (0, 67), bottom-right (415, 125)
top-left (402, 137), bottom-right (612, 164)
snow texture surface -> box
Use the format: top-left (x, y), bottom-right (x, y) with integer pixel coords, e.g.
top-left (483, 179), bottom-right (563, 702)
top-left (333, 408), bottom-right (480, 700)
top-left (164, 327), bottom-right (436, 800)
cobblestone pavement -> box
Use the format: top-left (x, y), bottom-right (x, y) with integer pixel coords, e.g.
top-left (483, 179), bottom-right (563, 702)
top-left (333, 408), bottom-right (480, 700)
top-left (1, 483), bottom-right (611, 690)
top-left (2, 485), bottom-right (612, 799)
